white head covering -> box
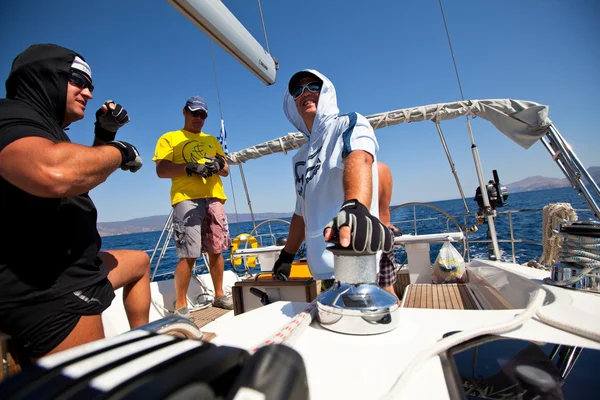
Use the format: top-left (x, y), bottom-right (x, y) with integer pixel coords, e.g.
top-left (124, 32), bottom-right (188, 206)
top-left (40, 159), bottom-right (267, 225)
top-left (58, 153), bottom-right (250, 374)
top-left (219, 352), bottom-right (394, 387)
top-left (71, 56), bottom-right (92, 80)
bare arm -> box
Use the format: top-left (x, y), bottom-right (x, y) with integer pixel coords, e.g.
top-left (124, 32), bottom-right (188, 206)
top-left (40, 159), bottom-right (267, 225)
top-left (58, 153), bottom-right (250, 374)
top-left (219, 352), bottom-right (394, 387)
top-left (377, 161), bottom-right (393, 226)
top-left (324, 150), bottom-right (375, 246)
top-left (155, 159), bottom-right (187, 179)
top-left (283, 213), bottom-right (306, 255)
top-left (0, 136), bottom-right (121, 198)
top-left (343, 150), bottom-right (374, 207)
top-left (217, 158), bottom-right (229, 177)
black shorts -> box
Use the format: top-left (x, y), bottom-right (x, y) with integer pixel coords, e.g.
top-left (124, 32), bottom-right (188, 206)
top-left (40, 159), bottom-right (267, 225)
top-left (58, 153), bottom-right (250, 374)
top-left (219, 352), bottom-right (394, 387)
top-left (0, 278), bottom-right (115, 358)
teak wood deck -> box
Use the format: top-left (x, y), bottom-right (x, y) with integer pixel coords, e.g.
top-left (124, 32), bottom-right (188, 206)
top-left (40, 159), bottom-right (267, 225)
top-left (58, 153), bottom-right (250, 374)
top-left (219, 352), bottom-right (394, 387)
top-left (403, 283), bottom-right (477, 310)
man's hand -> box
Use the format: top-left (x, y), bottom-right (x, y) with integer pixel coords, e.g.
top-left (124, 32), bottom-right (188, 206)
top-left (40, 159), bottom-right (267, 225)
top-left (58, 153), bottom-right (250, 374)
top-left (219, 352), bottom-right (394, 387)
top-left (105, 140), bottom-right (143, 172)
top-left (185, 162), bottom-right (212, 178)
top-left (204, 154), bottom-right (226, 174)
top-left (272, 249), bottom-right (295, 281)
top-left (390, 224), bottom-right (403, 237)
top-left (324, 199), bottom-right (393, 253)
top-left (95, 101), bottom-right (130, 143)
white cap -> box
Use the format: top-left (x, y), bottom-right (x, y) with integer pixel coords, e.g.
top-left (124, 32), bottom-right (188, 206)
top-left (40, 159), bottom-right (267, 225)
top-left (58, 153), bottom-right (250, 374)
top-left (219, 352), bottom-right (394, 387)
top-left (71, 56), bottom-right (92, 80)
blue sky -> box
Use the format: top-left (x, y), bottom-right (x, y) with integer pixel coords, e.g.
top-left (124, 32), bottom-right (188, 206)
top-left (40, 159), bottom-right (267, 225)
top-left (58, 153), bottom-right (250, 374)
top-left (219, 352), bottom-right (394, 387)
top-left (1, 0), bottom-right (598, 222)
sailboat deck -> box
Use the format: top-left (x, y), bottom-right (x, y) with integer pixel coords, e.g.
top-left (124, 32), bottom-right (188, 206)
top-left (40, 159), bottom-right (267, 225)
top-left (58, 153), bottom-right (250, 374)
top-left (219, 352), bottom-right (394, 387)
top-left (403, 283), bottom-right (477, 309)
top-left (190, 306), bottom-right (231, 328)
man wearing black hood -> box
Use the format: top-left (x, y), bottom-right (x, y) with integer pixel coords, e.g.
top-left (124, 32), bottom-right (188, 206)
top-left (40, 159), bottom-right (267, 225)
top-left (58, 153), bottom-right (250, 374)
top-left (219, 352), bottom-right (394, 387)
top-left (0, 44), bottom-right (150, 359)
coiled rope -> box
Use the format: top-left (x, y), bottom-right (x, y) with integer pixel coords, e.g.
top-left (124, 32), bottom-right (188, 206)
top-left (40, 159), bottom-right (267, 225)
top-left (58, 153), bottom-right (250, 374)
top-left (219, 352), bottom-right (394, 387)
top-left (543, 232), bottom-right (600, 287)
top-left (526, 202), bottom-right (577, 270)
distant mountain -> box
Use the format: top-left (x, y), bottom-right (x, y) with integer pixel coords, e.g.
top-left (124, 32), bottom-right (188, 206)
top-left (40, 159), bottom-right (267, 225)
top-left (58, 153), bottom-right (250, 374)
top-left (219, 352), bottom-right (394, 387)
top-left (97, 212), bottom-right (292, 237)
top-left (505, 166), bottom-right (599, 193)
top-left (98, 166), bottom-right (599, 237)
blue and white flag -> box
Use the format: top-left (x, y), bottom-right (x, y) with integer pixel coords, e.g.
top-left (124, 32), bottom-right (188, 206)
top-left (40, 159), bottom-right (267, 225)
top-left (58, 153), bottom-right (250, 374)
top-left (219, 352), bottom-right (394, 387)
top-left (218, 119), bottom-right (229, 155)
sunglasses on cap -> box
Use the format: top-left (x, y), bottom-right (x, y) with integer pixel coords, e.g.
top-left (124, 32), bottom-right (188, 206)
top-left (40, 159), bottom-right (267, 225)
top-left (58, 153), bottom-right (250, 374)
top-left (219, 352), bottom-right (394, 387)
top-left (291, 82), bottom-right (322, 100)
top-left (68, 71), bottom-right (94, 93)
top-left (186, 108), bottom-right (208, 119)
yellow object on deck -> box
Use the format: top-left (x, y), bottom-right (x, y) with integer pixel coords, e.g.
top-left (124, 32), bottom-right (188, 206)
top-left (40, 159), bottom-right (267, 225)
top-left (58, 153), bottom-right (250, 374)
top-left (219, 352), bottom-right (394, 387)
top-left (256, 260), bottom-right (312, 280)
top-left (230, 233), bottom-right (258, 267)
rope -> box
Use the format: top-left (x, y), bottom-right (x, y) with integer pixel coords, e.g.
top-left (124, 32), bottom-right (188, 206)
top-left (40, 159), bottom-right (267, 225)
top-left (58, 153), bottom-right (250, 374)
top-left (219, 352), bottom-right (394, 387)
top-left (543, 232), bottom-right (600, 287)
top-left (382, 289), bottom-right (547, 399)
top-left (256, 0), bottom-right (271, 54)
top-left (209, 41), bottom-right (224, 121)
top-left (208, 40), bottom-right (244, 232)
top-left (249, 300), bottom-right (318, 354)
top-left (526, 203), bottom-right (577, 270)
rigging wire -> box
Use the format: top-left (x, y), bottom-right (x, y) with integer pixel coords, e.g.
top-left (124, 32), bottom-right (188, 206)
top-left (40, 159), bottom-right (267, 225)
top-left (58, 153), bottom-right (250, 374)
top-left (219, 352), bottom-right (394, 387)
top-left (256, 0), bottom-right (271, 54)
top-left (209, 40), bottom-right (241, 233)
top-left (438, 0), bottom-right (465, 101)
top-left (438, 0), bottom-right (502, 259)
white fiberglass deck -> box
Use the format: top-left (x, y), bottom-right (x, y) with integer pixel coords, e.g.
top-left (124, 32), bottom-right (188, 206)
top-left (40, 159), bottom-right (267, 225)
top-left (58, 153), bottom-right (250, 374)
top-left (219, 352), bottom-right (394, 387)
top-left (203, 262), bottom-right (600, 400)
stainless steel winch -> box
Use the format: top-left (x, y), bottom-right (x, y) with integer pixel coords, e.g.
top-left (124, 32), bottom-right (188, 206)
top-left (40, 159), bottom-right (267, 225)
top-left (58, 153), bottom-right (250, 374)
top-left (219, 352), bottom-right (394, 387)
top-left (316, 246), bottom-right (399, 335)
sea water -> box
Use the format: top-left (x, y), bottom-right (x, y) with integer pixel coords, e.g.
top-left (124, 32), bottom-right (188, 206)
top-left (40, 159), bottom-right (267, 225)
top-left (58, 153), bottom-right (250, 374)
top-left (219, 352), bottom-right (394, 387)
top-left (101, 187), bottom-right (598, 281)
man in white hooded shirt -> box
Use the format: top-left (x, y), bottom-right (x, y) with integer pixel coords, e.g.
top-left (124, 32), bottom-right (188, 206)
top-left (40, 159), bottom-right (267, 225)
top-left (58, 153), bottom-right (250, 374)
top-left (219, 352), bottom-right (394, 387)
top-left (273, 70), bottom-right (393, 281)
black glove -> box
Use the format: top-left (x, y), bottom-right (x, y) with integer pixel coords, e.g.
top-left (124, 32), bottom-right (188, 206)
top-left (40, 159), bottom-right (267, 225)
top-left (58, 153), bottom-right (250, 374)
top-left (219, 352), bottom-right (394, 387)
top-left (272, 249), bottom-right (295, 281)
top-left (204, 154), bottom-right (226, 174)
top-left (325, 199), bottom-right (393, 254)
top-left (105, 140), bottom-right (142, 173)
top-left (185, 162), bottom-right (213, 178)
top-left (390, 225), bottom-right (403, 237)
top-left (95, 101), bottom-right (130, 143)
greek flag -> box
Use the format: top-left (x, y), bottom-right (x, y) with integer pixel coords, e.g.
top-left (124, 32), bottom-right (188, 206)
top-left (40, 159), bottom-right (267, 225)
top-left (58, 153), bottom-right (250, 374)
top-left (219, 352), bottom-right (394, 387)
top-left (218, 119), bottom-right (228, 154)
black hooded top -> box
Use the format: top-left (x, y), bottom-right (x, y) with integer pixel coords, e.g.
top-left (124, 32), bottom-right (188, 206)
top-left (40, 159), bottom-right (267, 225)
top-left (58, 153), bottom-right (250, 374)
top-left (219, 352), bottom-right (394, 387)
top-left (0, 44), bottom-right (108, 308)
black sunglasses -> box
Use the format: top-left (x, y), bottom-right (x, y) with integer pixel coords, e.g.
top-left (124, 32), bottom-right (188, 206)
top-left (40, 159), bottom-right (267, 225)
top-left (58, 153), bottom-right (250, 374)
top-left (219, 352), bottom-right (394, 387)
top-left (68, 71), bottom-right (94, 93)
top-left (186, 108), bottom-right (208, 119)
top-left (291, 82), bottom-right (322, 100)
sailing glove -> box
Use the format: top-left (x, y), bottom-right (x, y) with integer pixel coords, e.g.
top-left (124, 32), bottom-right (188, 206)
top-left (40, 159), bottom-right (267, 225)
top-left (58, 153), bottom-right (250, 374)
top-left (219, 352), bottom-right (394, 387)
top-left (185, 162), bottom-right (213, 178)
top-left (95, 101), bottom-right (130, 143)
top-left (204, 154), bottom-right (226, 174)
top-left (273, 249), bottom-right (295, 281)
top-left (325, 199), bottom-right (393, 254)
top-left (105, 140), bottom-right (143, 173)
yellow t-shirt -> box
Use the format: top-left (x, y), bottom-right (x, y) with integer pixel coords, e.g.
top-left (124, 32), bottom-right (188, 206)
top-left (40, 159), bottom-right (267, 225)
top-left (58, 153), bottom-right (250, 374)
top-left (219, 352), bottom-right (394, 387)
top-left (152, 129), bottom-right (228, 206)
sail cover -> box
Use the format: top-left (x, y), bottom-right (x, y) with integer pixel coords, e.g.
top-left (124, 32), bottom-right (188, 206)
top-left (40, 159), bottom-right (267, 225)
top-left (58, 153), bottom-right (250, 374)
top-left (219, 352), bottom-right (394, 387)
top-left (227, 99), bottom-right (551, 165)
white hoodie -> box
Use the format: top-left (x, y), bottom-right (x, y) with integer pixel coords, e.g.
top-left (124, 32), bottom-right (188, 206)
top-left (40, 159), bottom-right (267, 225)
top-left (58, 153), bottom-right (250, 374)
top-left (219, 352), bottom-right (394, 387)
top-left (283, 70), bottom-right (380, 279)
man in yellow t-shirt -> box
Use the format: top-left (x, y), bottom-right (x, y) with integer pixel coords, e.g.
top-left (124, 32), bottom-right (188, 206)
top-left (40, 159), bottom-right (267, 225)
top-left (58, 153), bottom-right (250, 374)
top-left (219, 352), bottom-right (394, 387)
top-left (153, 96), bottom-right (232, 314)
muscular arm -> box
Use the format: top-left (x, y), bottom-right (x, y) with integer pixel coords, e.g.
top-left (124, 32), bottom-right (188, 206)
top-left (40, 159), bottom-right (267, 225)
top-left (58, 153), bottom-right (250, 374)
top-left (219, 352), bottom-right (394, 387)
top-left (155, 159), bottom-right (187, 178)
top-left (0, 136), bottom-right (121, 198)
top-left (378, 161), bottom-right (393, 226)
top-left (343, 150), bottom-right (374, 207)
top-left (283, 213), bottom-right (306, 255)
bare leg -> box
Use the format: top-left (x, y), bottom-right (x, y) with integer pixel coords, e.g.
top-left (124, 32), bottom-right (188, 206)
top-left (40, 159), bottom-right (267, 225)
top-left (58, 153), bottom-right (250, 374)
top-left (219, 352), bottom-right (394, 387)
top-left (37, 315), bottom-right (104, 361)
top-left (174, 258), bottom-right (196, 310)
top-left (100, 250), bottom-right (151, 329)
top-left (207, 253), bottom-right (224, 298)
top-left (382, 285), bottom-right (400, 305)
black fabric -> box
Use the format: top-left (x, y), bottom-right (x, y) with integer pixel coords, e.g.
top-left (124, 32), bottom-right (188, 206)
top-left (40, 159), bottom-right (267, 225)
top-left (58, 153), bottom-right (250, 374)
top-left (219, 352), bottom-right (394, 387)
top-left (105, 140), bottom-right (143, 172)
top-left (325, 199), bottom-right (393, 254)
top-left (273, 249), bottom-right (295, 280)
top-left (94, 101), bottom-right (130, 143)
top-left (0, 277), bottom-right (115, 358)
top-left (186, 162), bottom-right (212, 178)
top-left (0, 44), bottom-right (107, 309)
top-left (204, 154), bottom-right (225, 174)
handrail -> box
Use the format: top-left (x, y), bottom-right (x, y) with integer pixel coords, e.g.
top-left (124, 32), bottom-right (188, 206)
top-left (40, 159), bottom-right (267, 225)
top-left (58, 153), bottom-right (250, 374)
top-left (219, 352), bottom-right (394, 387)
top-left (391, 206), bottom-right (594, 264)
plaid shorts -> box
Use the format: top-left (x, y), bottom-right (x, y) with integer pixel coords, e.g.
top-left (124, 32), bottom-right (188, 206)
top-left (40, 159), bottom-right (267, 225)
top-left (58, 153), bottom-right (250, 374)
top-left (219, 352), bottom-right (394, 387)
top-left (378, 249), bottom-right (397, 288)
top-left (172, 198), bottom-right (231, 258)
